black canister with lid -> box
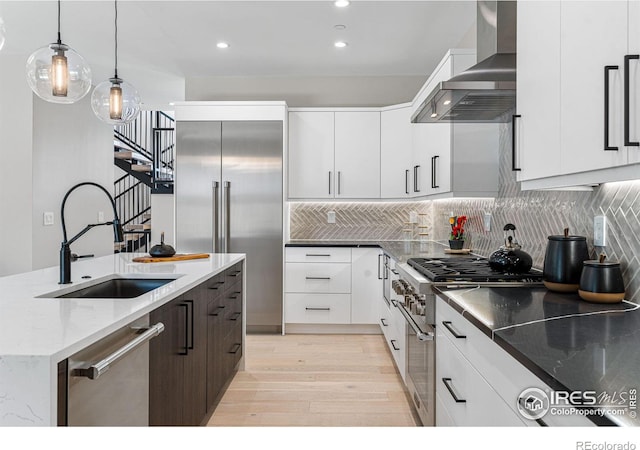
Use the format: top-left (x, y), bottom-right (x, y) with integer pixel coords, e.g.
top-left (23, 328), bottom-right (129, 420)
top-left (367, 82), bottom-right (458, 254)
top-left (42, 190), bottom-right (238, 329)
top-left (543, 228), bottom-right (590, 293)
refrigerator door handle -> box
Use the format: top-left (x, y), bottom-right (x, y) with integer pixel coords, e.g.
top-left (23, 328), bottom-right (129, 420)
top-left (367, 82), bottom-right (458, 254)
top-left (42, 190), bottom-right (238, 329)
top-left (224, 181), bottom-right (231, 252)
top-left (212, 181), bottom-right (220, 253)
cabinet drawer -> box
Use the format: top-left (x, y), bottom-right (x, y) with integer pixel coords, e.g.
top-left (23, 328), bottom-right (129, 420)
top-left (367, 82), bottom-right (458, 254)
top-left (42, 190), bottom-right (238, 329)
top-left (286, 247), bottom-right (351, 263)
top-left (285, 262), bottom-right (351, 293)
top-left (436, 331), bottom-right (525, 426)
top-left (285, 293), bottom-right (351, 324)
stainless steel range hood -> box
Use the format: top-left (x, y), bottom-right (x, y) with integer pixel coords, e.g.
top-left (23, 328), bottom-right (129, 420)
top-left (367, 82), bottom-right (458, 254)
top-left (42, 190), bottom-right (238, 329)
top-left (412, 1), bottom-right (516, 123)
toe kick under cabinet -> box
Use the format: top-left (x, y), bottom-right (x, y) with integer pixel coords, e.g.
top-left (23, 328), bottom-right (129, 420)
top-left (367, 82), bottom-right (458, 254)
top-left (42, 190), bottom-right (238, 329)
top-left (284, 247), bottom-right (382, 328)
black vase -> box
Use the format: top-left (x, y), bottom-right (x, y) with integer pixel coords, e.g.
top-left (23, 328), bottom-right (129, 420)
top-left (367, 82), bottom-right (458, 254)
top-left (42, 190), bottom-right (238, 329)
top-left (449, 239), bottom-right (464, 250)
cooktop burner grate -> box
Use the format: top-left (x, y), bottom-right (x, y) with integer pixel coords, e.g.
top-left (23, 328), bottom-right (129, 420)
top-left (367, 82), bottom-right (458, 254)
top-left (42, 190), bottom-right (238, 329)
top-left (407, 257), bottom-right (544, 283)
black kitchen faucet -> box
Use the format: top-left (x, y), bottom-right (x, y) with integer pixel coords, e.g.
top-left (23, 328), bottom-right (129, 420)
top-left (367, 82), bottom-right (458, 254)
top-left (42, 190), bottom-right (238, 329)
top-left (59, 182), bottom-right (124, 284)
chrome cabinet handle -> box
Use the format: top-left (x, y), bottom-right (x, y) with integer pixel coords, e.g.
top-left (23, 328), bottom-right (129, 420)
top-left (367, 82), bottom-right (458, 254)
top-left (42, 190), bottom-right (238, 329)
top-left (442, 321), bottom-right (467, 339)
top-left (512, 114), bottom-right (522, 171)
top-left (625, 55), bottom-right (640, 147)
top-left (605, 65), bottom-right (620, 151)
top-left (72, 323), bottom-right (165, 380)
top-left (212, 181), bottom-right (220, 252)
top-left (442, 378), bottom-right (466, 403)
top-left (378, 254), bottom-right (383, 280)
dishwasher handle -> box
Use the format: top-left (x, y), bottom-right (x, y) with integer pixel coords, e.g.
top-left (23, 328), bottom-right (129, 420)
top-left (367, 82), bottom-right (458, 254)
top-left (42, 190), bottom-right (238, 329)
top-left (73, 322), bottom-right (165, 380)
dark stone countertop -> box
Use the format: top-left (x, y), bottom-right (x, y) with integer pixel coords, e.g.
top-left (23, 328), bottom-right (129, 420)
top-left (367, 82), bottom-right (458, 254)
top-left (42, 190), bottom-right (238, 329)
top-left (435, 286), bottom-right (640, 427)
top-left (285, 240), bottom-right (474, 262)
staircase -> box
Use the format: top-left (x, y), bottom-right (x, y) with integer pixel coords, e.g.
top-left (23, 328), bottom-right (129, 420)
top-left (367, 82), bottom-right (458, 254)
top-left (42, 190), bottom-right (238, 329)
top-left (113, 111), bottom-right (175, 253)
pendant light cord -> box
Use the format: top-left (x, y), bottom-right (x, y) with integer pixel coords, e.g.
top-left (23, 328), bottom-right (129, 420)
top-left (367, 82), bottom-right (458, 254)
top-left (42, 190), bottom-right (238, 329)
top-left (114, 0), bottom-right (118, 79)
top-left (57, 0), bottom-right (62, 44)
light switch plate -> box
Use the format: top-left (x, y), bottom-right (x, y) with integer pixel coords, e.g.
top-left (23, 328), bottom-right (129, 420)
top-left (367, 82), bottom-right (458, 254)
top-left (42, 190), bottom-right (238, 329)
top-left (43, 212), bottom-right (54, 226)
top-left (483, 213), bottom-right (492, 232)
top-left (594, 215), bottom-right (607, 246)
top-left (327, 211), bottom-right (336, 224)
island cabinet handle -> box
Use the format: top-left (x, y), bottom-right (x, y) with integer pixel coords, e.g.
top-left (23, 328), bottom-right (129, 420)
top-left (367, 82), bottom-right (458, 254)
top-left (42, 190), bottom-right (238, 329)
top-left (442, 321), bottom-right (467, 339)
top-left (208, 281), bottom-right (225, 290)
top-left (72, 323), bottom-right (165, 380)
top-left (229, 270), bottom-right (242, 277)
top-left (179, 303), bottom-right (189, 356)
top-left (229, 312), bottom-right (242, 321)
top-left (185, 300), bottom-right (195, 350)
top-left (229, 343), bottom-right (242, 354)
top-left (209, 306), bottom-right (225, 317)
top-left (442, 378), bottom-right (466, 403)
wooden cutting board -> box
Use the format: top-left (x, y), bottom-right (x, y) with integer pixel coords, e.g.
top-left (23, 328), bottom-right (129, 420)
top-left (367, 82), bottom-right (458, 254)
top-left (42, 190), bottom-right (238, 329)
top-left (132, 253), bottom-right (210, 263)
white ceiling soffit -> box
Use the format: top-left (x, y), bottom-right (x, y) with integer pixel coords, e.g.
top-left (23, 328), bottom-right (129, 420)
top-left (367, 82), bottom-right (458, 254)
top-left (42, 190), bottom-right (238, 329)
top-left (0, 1), bottom-right (476, 78)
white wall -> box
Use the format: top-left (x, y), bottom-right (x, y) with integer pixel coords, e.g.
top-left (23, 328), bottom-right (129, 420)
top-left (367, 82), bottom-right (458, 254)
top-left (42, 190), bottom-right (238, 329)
top-left (185, 75), bottom-right (426, 107)
top-left (31, 95), bottom-right (114, 270)
top-left (0, 54), bottom-right (33, 276)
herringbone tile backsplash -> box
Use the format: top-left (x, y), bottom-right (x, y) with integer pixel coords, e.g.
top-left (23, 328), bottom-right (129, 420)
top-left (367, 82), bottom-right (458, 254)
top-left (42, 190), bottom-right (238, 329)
top-left (289, 123), bottom-right (640, 302)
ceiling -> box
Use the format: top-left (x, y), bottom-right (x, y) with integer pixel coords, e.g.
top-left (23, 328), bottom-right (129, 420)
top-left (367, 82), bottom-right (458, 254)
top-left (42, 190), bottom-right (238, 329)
top-left (0, 1), bottom-right (477, 80)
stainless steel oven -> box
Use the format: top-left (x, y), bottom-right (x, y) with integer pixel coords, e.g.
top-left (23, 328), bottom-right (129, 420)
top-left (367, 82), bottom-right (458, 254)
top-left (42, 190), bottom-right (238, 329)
top-left (393, 264), bottom-right (435, 426)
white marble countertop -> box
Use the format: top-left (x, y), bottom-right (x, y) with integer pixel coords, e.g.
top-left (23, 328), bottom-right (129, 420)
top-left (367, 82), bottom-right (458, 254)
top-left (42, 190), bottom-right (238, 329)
top-left (0, 252), bottom-right (245, 425)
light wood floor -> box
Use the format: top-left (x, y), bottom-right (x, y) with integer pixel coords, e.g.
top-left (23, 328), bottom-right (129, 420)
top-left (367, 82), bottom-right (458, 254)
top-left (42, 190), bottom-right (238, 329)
top-left (207, 334), bottom-right (418, 427)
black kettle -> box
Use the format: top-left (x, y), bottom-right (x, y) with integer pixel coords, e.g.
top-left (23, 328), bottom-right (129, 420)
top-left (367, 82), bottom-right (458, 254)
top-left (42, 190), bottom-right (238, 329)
top-left (149, 232), bottom-right (176, 257)
top-left (489, 224), bottom-right (533, 274)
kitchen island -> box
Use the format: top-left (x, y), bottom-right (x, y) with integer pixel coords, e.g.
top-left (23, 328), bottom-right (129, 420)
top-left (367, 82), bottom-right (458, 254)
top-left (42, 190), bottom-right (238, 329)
top-left (0, 253), bottom-right (245, 426)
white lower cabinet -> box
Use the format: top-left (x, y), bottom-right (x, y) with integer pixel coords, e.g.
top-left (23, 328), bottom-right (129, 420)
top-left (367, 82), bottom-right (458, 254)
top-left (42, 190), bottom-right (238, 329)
top-left (284, 247), bottom-right (382, 326)
top-left (378, 295), bottom-right (406, 381)
top-left (436, 296), bottom-right (594, 427)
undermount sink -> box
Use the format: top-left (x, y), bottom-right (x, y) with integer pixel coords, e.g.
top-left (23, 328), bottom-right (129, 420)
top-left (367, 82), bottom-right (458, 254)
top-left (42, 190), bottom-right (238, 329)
top-left (41, 276), bottom-right (179, 299)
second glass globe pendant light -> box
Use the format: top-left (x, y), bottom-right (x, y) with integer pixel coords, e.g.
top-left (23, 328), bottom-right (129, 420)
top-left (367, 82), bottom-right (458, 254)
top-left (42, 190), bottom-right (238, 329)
top-left (25, 0), bottom-right (92, 103)
top-left (92, 0), bottom-right (140, 124)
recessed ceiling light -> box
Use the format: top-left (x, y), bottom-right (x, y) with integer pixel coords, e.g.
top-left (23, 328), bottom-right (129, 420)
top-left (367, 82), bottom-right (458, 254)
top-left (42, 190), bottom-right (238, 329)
top-left (335, 0), bottom-right (350, 7)
top-left (334, 41), bottom-right (348, 48)
top-left (334, 24), bottom-right (347, 30)
top-left (216, 42), bottom-right (230, 49)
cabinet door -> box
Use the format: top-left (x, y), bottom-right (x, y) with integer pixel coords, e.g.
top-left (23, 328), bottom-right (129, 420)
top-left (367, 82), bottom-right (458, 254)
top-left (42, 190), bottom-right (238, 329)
top-left (181, 289), bottom-right (208, 426)
top-left (516, 0), bottom-right (562, 181)
top-left (413, 124), bottom-right (451, 195)
top-left (351, 248), bottom-right (383, 324)
top-left (149, 297), bottom-right (186, 426)
top-left (334, 112), bottom-right (381, 198)
top-left (288, 111), bottom-right (335, 199)
top-left (560, 1), bottom-right (628, 173)
top-left (381, 107), bottom-right (413, 198)
top-left (628, 0), bottom-right (640, 164)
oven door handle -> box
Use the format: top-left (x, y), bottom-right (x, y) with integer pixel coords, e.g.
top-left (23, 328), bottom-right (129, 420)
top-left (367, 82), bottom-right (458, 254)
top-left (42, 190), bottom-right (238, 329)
top-left (397, 303), bottom-right (434, 341)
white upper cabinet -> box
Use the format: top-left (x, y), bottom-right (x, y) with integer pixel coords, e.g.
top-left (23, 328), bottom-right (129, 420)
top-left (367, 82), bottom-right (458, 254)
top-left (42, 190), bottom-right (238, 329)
top-left (515, 0), bottom-right (563, 181)
top-left (287, 109), bottom-right (381, 200)
top-left (517, 0), bottom-right (640, 189)
top-left (335, 111), bottom-right (381, 199)
top-left (380, 105), bottom-right (414, 198)
top-left (288, 111), bottom-right (335, 199)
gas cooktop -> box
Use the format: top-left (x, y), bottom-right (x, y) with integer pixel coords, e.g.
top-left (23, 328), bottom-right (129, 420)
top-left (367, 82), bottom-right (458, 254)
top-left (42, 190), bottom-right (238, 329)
top-left (407, 257), bottom-right (544, 283)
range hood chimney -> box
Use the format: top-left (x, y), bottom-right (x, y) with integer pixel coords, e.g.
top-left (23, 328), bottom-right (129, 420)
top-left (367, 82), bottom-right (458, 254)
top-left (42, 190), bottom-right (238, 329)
top-left (411, 1), bottom-right (516, 123)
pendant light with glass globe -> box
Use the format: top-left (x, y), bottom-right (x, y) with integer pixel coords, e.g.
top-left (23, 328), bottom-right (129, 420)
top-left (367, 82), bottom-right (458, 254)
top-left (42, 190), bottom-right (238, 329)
top-left (25, 0), bottom-right (92, 103)
top-left (91, 0), bottom-right (141, 124)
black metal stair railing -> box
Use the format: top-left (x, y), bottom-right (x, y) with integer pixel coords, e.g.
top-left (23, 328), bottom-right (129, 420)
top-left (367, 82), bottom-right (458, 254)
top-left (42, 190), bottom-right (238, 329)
top-left (114, 173), bottom-right (151, 253)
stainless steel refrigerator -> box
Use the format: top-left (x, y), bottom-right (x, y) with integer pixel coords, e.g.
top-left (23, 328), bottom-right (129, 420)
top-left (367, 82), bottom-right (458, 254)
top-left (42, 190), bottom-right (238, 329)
top-left (175, 121), bottom-right (283, 333)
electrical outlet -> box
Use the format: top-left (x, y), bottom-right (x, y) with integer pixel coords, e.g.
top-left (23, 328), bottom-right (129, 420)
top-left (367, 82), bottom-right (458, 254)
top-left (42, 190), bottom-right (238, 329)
top-left (594, 215), bottom-right (607, 246)
top-left (43, 212), bottom-right (54, 226)
top-left (327, 211), bottom-right (336, 224)
top-left (483, 213), bottom-right (492, 232)
top-left (98, 211), bottom-right (105, 222)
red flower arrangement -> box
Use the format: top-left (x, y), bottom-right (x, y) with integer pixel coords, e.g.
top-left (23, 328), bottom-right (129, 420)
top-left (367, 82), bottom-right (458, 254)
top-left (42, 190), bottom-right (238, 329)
top-left (449, 215), bottom-right (467, 240)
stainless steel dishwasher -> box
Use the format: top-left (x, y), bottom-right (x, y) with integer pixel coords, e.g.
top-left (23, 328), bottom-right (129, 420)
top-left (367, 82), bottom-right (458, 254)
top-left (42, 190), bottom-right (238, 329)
top-left (63, 314), bottom-right (164, 426)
